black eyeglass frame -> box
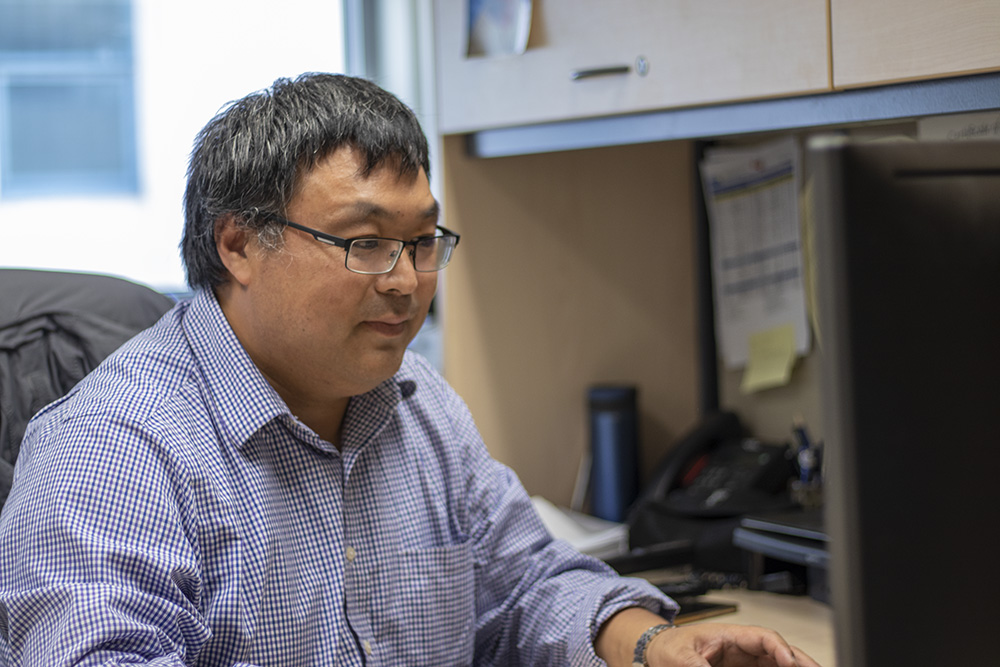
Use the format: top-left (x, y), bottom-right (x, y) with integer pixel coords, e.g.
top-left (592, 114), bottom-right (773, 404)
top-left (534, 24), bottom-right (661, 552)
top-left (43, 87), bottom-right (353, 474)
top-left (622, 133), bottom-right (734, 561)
top-left (266, 214), bottom-right (461, 275)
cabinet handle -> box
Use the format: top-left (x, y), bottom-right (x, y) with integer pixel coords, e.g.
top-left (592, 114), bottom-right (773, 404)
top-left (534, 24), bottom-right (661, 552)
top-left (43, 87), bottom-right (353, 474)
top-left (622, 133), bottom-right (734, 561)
top-left (570, 65), bottom-right (631, 81)
top-left (570, 57), bottom-right (649, 81)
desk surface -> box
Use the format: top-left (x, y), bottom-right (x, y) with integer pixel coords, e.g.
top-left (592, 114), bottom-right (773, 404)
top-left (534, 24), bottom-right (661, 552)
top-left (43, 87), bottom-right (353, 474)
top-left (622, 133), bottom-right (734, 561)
top-left (691, 589), bottom-right (836, 667)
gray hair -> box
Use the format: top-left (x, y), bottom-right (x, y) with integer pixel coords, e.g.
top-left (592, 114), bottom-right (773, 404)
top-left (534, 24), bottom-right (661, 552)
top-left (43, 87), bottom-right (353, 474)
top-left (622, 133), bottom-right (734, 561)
top-left (181, 73), bottom-right (431, 289)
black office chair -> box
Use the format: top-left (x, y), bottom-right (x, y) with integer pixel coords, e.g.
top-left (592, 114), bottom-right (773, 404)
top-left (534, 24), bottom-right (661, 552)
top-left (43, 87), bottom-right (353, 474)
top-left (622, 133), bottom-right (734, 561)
top-left (0, 269), bottom-right (176, 512)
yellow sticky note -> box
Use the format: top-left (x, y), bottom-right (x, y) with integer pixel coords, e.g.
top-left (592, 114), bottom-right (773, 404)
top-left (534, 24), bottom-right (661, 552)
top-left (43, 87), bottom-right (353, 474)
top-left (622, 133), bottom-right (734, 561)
top-left (741, 324), bottom-right (797, 394)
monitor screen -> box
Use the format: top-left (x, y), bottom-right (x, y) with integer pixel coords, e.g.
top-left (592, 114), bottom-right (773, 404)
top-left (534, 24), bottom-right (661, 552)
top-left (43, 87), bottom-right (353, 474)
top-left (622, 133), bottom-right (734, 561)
top-left (812, 138), bottom-right (1000, 667)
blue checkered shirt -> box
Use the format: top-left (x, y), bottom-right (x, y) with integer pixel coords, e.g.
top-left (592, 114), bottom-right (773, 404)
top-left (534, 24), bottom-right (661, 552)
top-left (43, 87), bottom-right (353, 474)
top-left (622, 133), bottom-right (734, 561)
top-left (0, 289), bottom-right (676, 666)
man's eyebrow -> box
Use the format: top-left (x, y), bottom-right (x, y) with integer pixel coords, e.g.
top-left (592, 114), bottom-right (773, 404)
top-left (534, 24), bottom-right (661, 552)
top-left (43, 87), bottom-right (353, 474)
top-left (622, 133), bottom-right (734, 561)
top-left (346, 200), bottom-right (440, 221)
top-left (346, 201), bottom-right (386, 219)
top-left (423, 200), bottom-right (441, 221)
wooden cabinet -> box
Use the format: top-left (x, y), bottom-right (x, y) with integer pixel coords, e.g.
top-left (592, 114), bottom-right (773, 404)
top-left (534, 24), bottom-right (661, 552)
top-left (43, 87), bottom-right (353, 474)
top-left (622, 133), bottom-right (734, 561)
top-left (831, 0), bottom-right (1000, 87)
top-left (433, 0), bottom-right (830, 134)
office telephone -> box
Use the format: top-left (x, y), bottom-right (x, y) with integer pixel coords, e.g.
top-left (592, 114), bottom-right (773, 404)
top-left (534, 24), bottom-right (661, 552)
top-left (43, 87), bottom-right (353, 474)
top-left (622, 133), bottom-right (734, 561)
top-left (637, 410), bottom-right (796, 518)
top-left (621, 411), bottom-right (798, 572)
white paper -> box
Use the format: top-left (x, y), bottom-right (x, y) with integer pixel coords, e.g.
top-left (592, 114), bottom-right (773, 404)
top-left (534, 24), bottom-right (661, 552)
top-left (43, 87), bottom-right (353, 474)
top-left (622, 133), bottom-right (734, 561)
top-left (700, 137), bottom-right (811, 369)
top-left (467, 0), bottom-right (532, 57)
top-left (531, 496), bottom-right (629, 560)
top-left (917, 110), bottom-right (1000, 142)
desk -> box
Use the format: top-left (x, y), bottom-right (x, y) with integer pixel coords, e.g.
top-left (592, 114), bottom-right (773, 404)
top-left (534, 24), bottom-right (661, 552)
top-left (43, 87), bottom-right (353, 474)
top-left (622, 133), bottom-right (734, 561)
top-left (691, 589), bottom-right (836, 667)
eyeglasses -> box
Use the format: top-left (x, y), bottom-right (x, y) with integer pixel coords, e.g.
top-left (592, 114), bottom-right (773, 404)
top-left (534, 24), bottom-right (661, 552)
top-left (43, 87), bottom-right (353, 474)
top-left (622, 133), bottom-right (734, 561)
top-left (268, 215), bottom-right (460, 275)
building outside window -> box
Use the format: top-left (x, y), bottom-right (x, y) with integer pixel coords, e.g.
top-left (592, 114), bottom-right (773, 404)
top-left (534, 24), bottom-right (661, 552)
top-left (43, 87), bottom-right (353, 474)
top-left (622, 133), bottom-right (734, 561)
top-left (0, 0), bottom-right (137, 198)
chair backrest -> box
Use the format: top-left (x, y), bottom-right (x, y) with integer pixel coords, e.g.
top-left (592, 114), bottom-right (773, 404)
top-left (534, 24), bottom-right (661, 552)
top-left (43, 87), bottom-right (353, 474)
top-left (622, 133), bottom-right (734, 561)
top-left (0, 269), bottom-right (176, 511)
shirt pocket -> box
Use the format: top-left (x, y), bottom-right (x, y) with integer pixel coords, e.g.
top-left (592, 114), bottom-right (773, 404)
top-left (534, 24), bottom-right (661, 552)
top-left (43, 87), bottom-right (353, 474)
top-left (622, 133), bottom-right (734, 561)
top-left (379, 542), bottom-right (475, 665)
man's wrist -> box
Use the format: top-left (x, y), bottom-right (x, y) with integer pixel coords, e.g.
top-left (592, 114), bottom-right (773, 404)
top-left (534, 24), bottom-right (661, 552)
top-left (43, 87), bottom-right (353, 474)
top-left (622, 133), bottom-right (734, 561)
top-left (594, 606), bottom-right (675, 667)
top-left (631, 622), bottom-right (674, 667)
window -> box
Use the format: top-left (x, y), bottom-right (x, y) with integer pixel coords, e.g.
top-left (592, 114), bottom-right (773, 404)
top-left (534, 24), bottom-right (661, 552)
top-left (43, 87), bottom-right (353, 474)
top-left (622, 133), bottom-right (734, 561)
top-left (0, 0), bottom-right (345, 291)
top-left (0, 0), bottom-right (136, 197)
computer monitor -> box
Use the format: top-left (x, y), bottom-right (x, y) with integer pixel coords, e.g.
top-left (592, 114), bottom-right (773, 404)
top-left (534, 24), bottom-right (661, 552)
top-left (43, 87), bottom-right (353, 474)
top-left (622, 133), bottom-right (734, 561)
top-left (812, 137), bottom-right (1000, 666)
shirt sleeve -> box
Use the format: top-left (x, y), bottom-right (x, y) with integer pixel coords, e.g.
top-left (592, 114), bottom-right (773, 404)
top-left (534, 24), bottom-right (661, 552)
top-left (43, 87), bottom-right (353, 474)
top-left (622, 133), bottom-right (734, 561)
top-left (439, 382), bottom-right (678, 665)
top-left (0, 411), bottom-right (213, 666)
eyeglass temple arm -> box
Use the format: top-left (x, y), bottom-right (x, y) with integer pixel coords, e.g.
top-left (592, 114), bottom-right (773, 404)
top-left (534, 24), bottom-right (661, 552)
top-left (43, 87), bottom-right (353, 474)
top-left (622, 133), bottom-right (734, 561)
top-left (437, 226), bottom-right (461, 245)
top-left (277, 218), bottom-right (348, 247)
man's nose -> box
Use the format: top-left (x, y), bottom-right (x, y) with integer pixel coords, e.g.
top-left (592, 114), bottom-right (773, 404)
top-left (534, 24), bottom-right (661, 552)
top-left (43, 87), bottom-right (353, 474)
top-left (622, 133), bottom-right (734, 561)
top-left (376, 248), bottom-right (419, 294)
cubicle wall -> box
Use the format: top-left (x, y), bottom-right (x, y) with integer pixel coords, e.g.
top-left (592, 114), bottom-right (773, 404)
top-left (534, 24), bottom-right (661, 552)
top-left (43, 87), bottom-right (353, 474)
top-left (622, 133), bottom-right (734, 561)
top-left (440, 137), bottom-right (701, 505)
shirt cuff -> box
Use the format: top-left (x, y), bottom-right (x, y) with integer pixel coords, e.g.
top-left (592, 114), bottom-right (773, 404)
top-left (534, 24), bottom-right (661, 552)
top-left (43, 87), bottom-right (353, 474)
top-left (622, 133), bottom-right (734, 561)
top-left (569, 576), bottom-right (679, 666)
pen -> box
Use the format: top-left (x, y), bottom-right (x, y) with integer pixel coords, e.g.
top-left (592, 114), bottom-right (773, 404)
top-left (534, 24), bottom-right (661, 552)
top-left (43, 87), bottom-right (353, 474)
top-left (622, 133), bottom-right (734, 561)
top-left (792, 416), bottom-right (814, 483)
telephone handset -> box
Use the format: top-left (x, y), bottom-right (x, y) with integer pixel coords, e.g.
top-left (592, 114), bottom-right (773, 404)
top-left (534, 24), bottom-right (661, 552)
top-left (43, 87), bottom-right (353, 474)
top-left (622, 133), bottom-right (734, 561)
top-left (636, 411), bottom-right (796, 519)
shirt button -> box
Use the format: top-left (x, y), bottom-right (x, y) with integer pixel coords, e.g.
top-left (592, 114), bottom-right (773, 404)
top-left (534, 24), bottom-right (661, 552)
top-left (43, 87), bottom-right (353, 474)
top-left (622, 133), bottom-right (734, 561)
top-left (363, 639), bottom-right (373, 656)
top-left (345, 546), bottom-right (357, 562)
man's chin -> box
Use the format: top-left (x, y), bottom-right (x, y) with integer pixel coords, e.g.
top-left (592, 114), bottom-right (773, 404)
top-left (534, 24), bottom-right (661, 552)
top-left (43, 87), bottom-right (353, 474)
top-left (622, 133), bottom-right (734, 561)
top-left (351, 349), bottom-right (409, 394)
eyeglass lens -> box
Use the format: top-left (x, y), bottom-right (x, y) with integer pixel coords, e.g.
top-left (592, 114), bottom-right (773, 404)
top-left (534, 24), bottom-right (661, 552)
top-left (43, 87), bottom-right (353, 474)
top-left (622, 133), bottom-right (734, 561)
top-left (346, 236), bottom-right (457, 274)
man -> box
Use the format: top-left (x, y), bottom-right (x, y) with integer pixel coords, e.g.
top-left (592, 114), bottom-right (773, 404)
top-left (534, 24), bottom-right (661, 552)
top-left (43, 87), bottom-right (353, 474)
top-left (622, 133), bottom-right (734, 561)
top-left (0, 73), bottom-right (819, 666)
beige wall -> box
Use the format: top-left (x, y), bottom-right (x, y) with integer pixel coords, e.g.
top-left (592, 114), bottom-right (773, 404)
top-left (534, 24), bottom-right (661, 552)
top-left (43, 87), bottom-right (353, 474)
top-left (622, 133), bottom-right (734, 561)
top-left (718, 351), bottom-right (824, 446)
top-left (439, 136), bottom-right (702, 505)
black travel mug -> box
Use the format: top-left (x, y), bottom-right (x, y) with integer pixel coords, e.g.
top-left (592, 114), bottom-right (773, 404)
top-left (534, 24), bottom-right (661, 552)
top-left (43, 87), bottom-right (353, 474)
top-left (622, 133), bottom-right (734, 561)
top-left (588, 385), bottom-right (638, 522)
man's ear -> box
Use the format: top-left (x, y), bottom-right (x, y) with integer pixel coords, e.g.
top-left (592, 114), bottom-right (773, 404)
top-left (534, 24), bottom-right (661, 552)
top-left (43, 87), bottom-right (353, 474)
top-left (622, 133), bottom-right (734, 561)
top-left (215, 214), bottom-right (254, 287)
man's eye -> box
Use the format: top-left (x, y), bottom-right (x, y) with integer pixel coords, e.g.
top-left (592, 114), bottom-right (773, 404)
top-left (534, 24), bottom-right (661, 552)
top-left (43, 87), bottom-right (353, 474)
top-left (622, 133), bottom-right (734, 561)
top-left (351, 239), bottom-right (382, 252)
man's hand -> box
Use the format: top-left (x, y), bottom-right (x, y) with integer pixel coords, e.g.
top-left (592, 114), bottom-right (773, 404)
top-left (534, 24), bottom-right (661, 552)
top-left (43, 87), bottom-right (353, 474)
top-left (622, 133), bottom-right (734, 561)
top-left (595, 606), bottom-right (823, 667)
top-left (645, 621), bottom-right (822, 667)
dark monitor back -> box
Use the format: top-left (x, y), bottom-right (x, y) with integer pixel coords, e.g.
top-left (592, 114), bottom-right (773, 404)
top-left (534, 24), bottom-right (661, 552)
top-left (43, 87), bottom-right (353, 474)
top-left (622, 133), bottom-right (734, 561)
top-left (812, 138), bottom-right (1000, 667)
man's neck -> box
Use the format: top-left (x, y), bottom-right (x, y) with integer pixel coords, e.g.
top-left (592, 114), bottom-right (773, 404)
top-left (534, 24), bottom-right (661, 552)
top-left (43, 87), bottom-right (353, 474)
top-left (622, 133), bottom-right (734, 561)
top-left (284, 395), bottom-right (350, 448)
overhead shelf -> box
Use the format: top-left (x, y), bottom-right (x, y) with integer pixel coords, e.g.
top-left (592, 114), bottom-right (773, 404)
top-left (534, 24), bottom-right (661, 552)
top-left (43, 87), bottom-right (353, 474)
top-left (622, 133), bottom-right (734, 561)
top-left (463, 72), bottom-right (1000, 158)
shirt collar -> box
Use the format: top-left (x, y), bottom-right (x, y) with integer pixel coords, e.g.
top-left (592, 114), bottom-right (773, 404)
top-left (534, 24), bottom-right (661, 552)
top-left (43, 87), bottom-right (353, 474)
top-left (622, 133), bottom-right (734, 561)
top-left (183, 289), bottom-right (290, 450)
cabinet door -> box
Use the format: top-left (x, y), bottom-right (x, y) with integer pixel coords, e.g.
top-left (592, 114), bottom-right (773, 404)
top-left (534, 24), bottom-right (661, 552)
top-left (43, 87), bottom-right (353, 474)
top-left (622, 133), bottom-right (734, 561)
top-left (434, 0), bottom-right (829, 134)
top-left (832, 0), bottom-right (1000, 87)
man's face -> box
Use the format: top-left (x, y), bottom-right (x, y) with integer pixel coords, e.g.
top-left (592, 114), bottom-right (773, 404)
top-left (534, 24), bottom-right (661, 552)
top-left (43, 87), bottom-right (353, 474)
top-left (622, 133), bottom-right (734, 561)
top-left (225, 147), bottom-right (440, 415)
